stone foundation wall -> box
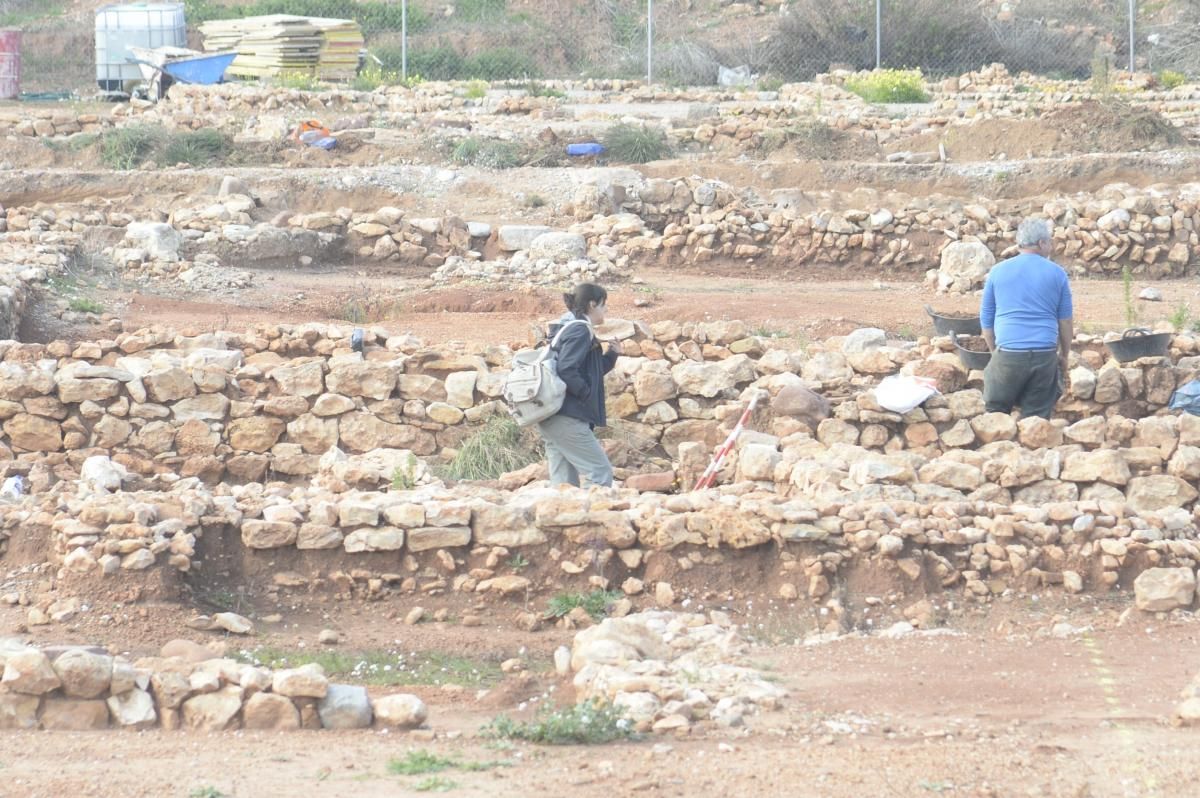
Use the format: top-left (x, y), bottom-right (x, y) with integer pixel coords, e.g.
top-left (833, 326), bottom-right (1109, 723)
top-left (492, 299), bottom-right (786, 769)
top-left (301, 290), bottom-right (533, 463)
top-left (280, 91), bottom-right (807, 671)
top-left (0, 640), bottom-right (427, 732)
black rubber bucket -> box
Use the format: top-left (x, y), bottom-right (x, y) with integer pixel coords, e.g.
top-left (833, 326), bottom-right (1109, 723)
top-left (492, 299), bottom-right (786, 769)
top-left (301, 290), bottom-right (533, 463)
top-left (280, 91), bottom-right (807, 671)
top-left (926, 304), bottom-right (982, 337)
top-left (954, 336), bottom-right (992, 371)
top-left (1105, 328), bottom-right (1172, 363)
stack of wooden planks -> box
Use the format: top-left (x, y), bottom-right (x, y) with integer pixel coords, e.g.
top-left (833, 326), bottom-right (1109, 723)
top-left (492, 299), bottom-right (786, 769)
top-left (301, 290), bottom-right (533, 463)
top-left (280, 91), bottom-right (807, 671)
top-left (199, 14), bottom-right (364, 80)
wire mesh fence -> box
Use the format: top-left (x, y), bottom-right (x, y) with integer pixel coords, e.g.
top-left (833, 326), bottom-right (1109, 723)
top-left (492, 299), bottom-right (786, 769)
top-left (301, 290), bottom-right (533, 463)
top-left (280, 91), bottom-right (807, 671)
top-left (2, 0), bottom-right (1200, 96)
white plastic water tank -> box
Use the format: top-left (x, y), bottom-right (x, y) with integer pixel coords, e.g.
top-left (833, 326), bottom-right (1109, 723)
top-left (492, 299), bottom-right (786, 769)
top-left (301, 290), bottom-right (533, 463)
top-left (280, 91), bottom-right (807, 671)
top-left (95, 2), bottom-right (186, 92)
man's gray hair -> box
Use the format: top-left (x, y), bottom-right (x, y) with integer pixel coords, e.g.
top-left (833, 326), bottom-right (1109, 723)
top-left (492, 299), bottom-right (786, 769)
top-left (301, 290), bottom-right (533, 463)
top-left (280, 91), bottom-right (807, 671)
top-left (1016, 217), bottom-right (1053, 249)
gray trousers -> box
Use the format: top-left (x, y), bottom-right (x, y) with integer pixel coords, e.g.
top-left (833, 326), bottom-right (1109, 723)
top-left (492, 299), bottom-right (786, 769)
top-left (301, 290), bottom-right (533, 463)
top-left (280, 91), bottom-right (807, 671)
top-left (983, 348), bottom-right (1062, 419)
top-left (537, 414), bottom-right (613, 488)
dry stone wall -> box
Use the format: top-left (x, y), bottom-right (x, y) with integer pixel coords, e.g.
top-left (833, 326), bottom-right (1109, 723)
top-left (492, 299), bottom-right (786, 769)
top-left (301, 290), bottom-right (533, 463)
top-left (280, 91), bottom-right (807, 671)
top-left (3, 322), bottom-right (1200, 618)
top-left (0, 638), bottom-right (426, 732)
top-left (0, 319), bottom-right (773, 483)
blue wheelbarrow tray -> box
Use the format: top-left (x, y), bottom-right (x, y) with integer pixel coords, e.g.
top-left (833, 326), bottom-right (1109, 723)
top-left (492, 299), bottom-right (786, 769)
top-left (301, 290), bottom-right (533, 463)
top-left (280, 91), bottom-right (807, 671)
top-left (159, 52), bottom-right (238, 85)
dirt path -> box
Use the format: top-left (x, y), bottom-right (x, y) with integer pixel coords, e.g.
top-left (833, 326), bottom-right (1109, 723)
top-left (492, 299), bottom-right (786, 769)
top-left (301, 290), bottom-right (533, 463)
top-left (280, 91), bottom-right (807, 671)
top-left (3, 619), bottom-right (1196, 798)
top-left (89, 268), bottom-right (1200, 348)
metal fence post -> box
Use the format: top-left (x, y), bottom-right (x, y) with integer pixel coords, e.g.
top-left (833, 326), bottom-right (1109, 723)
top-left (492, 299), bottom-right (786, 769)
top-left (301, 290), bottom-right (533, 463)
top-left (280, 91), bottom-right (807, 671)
top-left (1128, 0), bottom-right (1136, 73)
top-left (875, 0), bottom-right (882, 70)
top-left (647, 0), bottom-right (653, 84)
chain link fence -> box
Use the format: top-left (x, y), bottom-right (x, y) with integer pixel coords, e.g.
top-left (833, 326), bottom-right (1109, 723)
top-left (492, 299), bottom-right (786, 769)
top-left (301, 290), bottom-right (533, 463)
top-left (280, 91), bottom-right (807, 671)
top-left (3, 1), bottom-right (1200, 95)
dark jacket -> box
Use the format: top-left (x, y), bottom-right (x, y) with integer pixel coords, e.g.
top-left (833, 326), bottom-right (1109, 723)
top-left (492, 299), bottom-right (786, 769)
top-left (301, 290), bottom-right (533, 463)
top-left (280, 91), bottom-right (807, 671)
top-left (549, 313), bottom-right (619, 428)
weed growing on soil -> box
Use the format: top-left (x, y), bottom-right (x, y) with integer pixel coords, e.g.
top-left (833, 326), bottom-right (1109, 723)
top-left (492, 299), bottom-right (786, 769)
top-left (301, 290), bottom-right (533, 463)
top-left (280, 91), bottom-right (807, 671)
top-left (507, 553), bottom-right (530, 571)
top-left (188, 788), bottom-right (226, 798)
top-left (274, 70), bottom-right (324, 91)
top-left (391, 453), bottom-right (419, 490)
top-left (524, 194), bottom-right (547, 208)
top-left (233, 648), bottom-right (504, 687)
top-left (845, 69), bottom-right (928, 103)
top-left (750, 325), bottom-right (789, 339)
top-left (67, 297), bottom-right (104, 314)
top-left (1170, 303), bottom-right (1193, 332)
top-left (464, 80), bottom-right (489, 99)
top-left (757, 76), bottom-right (785, 93)
top-left (42, 133), bottom-right (99, 153)
top-left (101, 125), bottom-right (167, 170)
top-left (414, 777), bottom-right (458, 792)
top-left (389, 752), bottom-right (511, 777)
top-left (485, 699), bottom-right (633, 745)
top-left (545, 589), bottom-right (623, 620)
top-left (440, 417), bottom-right (542, 481)
top-left (523, 79), bottom-right (564, 98)
top-left (450, 137), bottom-right (525, 169)
top-left (1122, 265), bottom-right (1139, 328)
top-left (1158, 69), bottom-right (1187, 90)
top-left (101, 125), bottom-right (232, 169)
top-left (352, 63), bottom-right (400, 92)
top-left (388, 751), bottom-right (456, 775)
top-left (162, 129), bottom-right (231, 168)
top-left (602, 123), bottom-right (671, 163)
top-left (339, 283), bottom-right (397, 324)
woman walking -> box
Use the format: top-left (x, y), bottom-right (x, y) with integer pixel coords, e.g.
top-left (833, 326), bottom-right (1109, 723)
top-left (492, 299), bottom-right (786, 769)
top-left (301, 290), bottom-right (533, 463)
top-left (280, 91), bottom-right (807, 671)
top-left (539, 283), bottom-right (619, 487)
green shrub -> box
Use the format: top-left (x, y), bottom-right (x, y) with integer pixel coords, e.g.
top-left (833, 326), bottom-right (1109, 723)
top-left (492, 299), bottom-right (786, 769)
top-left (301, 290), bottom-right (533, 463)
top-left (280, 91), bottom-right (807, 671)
top-left (441, 416), bottom-right (541, 480)
top-left (161, 129), bottom-right (231, 167)
top-left (273, 70), bottom-right (323, 91)
top-left (462, 47), bottom-right (539, 80)
top-left (391, 453), bottom-right (419, 490)
top-left (545, 590), bottom-right (623, 621)
top-left (523, 79), bottom-right (564, 98)
top-left (1158, 69), bottom-right (1187, 90)
top-left (100, 124), bottom-right (167, 170)
top-left (844, 69), bottom-right (928, 103)
top-left (1169, 302), bottom-right (1192, 332)
top-left (464, 79), bottom-right (489, 99)
top-left (352, 63), bottom-right (400, 92)
top-left (484, 699), bottom-right (633, 745)
top-left (403, 46), bottom-right (464, 81)
top-left (456, 0), bottom-right (507, 22)
top-left (757, 76), bottom-right (785, 93)
top-left (450, 137), bottom-right (526, 169)
top-left (68, 297), bottom-right (104, 314)
top-left (602, 123), bottom-right (671, 163)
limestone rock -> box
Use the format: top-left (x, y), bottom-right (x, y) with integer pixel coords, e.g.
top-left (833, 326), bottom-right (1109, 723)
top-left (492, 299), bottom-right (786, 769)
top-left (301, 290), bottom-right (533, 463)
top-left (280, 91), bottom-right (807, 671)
top-left (528, 232), bottom-right (587, 262)
top-left (0, 693), bottom-right (40, 729)
top-left (107, 688), bottom-right (158, 729)
top-left (1060, 450), bottom-right (1131, 485)
top-left (770, 384), bottom-right (830, 428)
top-left (181, 685), bottom-right (244, 731)
top-left (242, 520), bottom-right (298, 549)
top-left (228, 417), bottom-right (286, 453)
top-left (1126, 475), bottom-right (1199, 514)
top-left (1133, 567), bottom-right (1197, 612)
top-left (374, 693), bottom-right (428, 728)
top-left (938, 241), bottom-right (996, 293)
top-left (51, 649), bottom-right (113, 699)
top-left (211, 612), bottom-right (254, 635)
top-left (1, 649), bottom-right (61, 695)
top-left (273, 663), bottom-right (329, 698)
top-left (242, 692), bottom-right (301, 730)
top-left (40, 698), bottom-right (110, 730)
top-left (317, 683), bottom-right (373, 729)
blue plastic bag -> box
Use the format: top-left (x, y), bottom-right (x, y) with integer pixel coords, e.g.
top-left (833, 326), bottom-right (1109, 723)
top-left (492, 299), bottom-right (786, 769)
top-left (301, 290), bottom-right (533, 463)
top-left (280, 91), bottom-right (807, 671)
top-left (1169, 379), bottom-right (1200, 414)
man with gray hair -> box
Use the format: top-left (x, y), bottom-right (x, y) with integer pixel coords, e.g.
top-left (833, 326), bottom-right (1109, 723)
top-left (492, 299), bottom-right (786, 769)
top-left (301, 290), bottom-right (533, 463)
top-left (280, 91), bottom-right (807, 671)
top-left (978, 217), bottom-right (1073, 419)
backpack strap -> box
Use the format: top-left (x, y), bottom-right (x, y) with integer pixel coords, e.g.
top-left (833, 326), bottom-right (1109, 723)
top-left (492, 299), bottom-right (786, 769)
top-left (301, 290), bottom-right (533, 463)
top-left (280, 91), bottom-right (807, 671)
top-left (548, 319), bottom-right (592, 350)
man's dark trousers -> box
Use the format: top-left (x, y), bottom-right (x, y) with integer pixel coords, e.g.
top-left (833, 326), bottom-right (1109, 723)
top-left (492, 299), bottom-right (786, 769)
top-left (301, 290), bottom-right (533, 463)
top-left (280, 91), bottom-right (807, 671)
top-left (983, 348), bottom-right (1061, 419)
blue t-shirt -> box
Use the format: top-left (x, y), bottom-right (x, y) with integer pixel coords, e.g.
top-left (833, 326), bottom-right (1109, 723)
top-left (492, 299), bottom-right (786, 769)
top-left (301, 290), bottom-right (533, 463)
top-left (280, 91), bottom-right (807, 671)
top-left (980, 253), bottom-right (1073, 351)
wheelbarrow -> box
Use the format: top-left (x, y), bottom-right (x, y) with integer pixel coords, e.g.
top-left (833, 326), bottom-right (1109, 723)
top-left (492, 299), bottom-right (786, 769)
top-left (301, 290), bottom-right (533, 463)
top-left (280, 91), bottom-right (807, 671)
top-left (127, 46), bottom-right (238, 99)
